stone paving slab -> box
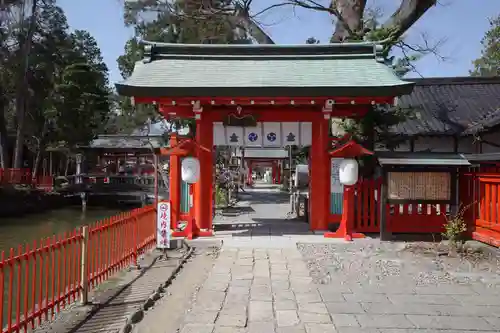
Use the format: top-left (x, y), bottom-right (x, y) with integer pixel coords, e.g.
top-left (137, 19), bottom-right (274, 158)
top-left (176, 244), bottom-right (500, 333)
top-left (34, 248), bottom-right (188, 333)
top-left (177, 185), bottom-right (500, 333)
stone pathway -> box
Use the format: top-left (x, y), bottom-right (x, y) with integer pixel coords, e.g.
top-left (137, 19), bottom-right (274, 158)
top-left (178, 245), bottom-right (500, 333)
top-left (36, 249), bottom-right (188, 333)
top-left (211, 183), bottom-right (336, 248)
top-left (180, 247), bottom-right (328, 333)
top-left (177, 184), bottom-right (500, 333)
top-left (130, 248), bottom-right (219, 333)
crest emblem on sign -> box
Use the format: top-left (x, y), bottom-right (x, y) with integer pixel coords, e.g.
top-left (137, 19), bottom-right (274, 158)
top-left (229, 133), bottom-right (239, 142)
top-left (267, 132), bottom-right (277, 142)
top-left (286, 132), bottom-right (296, 142)
top-left (248, 132), bottom-right (258, 142)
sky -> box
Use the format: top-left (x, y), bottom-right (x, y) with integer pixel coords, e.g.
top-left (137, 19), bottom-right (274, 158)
top-left (57, 0), bottom-right (500, 84)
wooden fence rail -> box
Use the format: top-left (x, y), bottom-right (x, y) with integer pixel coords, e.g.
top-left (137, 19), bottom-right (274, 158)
top-left (461, 172), bottom-right (500, 247)
top-left (0, 205), bottom-right (156, 333)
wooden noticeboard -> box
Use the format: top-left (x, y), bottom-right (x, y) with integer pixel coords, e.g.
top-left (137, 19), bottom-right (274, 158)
top-left (387, 171), bottom-right (451, 202)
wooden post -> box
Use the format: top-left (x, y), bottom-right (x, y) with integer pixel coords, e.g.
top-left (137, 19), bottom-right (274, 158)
top-left (49, 151), bottom-right (53, 176)
top-left (187, 184), bottom-right (194, 240)
top-left (153, 154), bottom-right (159, 206)
top-left (289, 146), bottom-right (293, 193)
top-left (169, 134), bottom-right (180, 231)
top-left (133, 216), bottom-right (139, 269)
top-left (295, 191), bottom-right (300, 217)
top-left (379, 171), bottom-right (389, 241)
top-left (309, 116), bottom-right (330, 231)
top-left (80, 226), bottom-right (89, 305)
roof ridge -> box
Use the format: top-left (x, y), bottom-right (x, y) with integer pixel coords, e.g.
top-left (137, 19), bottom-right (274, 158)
top-left (142, 41), bottom-right (385, 63)
top-left (142, 40), bottom-right (383, 48)
top-left (410, 76), bottom-right (500, 86)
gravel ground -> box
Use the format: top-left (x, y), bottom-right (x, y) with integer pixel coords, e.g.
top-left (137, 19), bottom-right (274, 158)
top-left (297, 240), bottom-right (500, 288)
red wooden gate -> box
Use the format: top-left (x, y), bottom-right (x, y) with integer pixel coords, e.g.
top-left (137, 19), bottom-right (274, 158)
top-left (461, 172), bottom-right (500, 247)
top-left (353, 178), bottom-right (381, 233)
top-left (351, 169), bottom-right (500, 246)
top-left (353, 178), bottom-right (447, 234)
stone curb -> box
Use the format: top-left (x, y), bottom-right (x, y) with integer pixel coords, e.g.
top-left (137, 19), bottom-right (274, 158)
top-left (119, 243), bottom-right (195, 333)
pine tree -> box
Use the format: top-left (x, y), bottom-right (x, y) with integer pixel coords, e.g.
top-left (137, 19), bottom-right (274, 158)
top-left (115, 0), bottom-right (250, 134)
top-left (471, 14), bottom-right (500, 77)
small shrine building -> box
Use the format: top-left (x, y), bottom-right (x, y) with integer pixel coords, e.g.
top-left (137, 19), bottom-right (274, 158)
top-left (116, 42), bottom-right (414, 237)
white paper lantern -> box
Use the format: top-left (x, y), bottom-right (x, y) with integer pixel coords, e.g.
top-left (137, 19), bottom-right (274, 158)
top-left (339, 159), bottom-right (358, 186)
top-left (181, 157), bottom-right (200, 184)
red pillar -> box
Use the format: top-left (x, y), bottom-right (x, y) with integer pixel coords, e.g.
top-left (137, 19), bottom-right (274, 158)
top-left (276, 162), bottom-right (281, 184)
top-left (194, 111), bottom-right (213, 236)
top-left (169, 134), bottom-right (180, 230)
top-left (247, 160), bottom-right (253, 185)
top-left (271, 161), bottom-right (277, 184)
top-left (324, 185), bottom-right (365, 240)
top-left (309, 115), bottom-right (330, 231)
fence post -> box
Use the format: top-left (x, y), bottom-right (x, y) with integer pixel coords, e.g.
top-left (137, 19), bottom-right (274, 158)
top-left (80, 226), bottom-right (89, 305)
top-left (133, 215), bottom-right (139, 269)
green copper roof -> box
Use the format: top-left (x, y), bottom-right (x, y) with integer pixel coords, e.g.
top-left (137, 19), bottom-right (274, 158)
top-left (116, 42), bottom-right (414, 98)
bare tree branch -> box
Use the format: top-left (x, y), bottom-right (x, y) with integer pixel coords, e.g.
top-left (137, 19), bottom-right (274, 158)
top-left (381, 0), bottom-right (437, 38)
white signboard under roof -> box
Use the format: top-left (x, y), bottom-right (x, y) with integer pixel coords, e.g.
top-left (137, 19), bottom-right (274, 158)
top-left (213, 122), bottom-right (312, 147)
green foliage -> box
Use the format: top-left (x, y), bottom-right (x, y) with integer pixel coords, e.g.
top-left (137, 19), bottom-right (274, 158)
top-left (305, 37), bottom-right (320, 44)
top-left (0, 0), bottom-right (112, 170)
top-left (330, 10), bottom-right (426, 150)
top-left (215, 184), bottom-right (227, 207)
top-left (36, 22), bottom-right (110, 148)
top-left (442, 204), bottom-right (470, 249)
top-left (116, 0), bottom-right (251, 135)
top-left (471, 14), bottom-right (500, 77)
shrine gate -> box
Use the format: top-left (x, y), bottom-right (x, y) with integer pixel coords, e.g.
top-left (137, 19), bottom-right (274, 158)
top-left (116, 42), bottom-right (414, 238)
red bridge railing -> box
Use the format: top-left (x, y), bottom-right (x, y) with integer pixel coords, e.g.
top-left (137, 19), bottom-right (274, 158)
top-left (0, 168), bottom-right (54, 192)
top-left (0, 169), bottom-right (32, 185)
top-left (0, 206), bottom-right (156, 333)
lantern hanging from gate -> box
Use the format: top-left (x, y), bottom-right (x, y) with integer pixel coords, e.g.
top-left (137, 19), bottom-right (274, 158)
top-left (181, 157), bottom-right (200, 184)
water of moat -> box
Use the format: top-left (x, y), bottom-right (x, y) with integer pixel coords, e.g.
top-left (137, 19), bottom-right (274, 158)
top-left (0, 207), bottom-right (121, 253)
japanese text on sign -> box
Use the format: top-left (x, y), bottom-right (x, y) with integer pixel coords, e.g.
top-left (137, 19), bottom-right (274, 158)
top-left (331, 158), bottom-right (344, 194)
top-left (387, 172), bottom-right (451, 201)
top-left (156, 202), bottom-right (171, 249)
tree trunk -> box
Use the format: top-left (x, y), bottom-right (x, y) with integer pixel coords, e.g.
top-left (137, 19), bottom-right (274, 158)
top-left (31, 122), bottom-right (48, 180)
top-left (0, 97), bottom-right (11, 168)
top-left (64, 156), bottom-right (70, 176)
top-left (328, 0), bottom-right (435, 42)
top-left (330, 0), bottom-right (367, 42)
top-left (382, 0), bottom-right (437, 36)
top-left (12, 0), bottom-right (38, 168)
top-left (32, 145), bottom-right (45, 180)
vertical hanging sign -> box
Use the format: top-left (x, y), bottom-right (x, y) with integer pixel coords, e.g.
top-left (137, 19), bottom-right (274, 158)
top-left (157, 201), bottom-right (171, 249)
top-left (330, 158), bottom-right (344, 215)
top-left (331, 158), bottom-right (344, 193)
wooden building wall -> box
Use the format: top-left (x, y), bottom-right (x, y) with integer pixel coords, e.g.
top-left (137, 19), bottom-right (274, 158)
top-left (375, 134), bottom-right (500, 154)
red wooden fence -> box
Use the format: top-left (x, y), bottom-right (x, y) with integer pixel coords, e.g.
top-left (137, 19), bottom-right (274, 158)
top-left (0, 169), bottom-right (54, 192)
top-left (0, 206), bottom-right (156, 333)
top-left (387, 203), bottom-right (448, 233)
top-left (0, 169), bottom-right (32, 186)
top-left (460, 172), bottom-right (500, 247)
top-left (353, 178), bottom-right (381, 233)
top-left (351, 172), bottom-right (500, 247)
top-left (352, 178), bottom-right (448, 234)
